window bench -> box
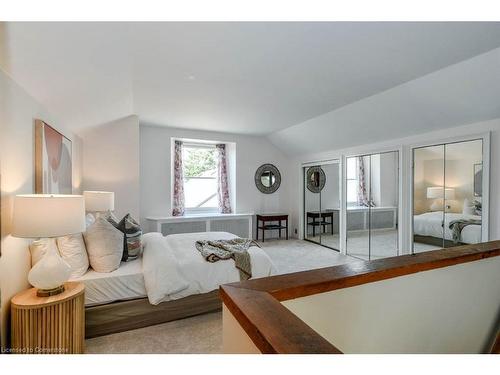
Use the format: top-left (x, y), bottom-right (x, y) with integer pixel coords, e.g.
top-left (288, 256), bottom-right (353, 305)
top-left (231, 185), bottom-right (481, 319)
top-left (146, 213), bottom-right (254, 238)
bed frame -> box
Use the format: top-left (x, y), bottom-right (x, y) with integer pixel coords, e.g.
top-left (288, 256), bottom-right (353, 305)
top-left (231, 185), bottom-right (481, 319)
top-left (85, 290), bottom-right (221, 338)
top-left (413, 235), bottom-right (463, 248)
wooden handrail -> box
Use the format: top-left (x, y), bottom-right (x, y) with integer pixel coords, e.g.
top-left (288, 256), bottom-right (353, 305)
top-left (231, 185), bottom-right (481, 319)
top-left (491, 329), bottom-right (500, 354)
top-left (219, 241), bottom-right (500, 354)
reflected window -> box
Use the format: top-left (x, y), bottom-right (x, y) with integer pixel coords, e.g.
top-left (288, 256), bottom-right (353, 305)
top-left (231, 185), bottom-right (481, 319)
top-left (346, 152), bottom-right (399, 261)
top-left (346, 158), bottom-right (358, 204)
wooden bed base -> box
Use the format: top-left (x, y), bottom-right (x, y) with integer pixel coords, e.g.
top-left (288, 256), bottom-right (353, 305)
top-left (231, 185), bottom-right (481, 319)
top-left (85, 290), bottom-right (222, 338)
top-left (413, 235), bottom-right (463, 248)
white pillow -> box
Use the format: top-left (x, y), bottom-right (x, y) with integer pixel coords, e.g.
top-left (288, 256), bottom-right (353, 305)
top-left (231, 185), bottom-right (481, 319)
top-left (463, 205), bottom-right (476, 216)
top-left (29, 238), bottom-right (53, 266)
top-left (84, 217), bottom-right (123, 273)
top-left (57, 234), bottom-right (89, 279)
top-left (462, 198), bottom-right (475, 215)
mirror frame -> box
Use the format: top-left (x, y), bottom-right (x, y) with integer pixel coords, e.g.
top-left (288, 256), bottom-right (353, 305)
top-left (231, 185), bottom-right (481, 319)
top-left (306, 166), bottom-right (326, 193)
top-left (255, 163), bottom-right (281, 194)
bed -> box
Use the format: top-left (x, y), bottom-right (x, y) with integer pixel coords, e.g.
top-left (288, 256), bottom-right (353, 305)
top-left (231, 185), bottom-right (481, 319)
top-left (74, 231), bottom-right (276, 338)
top-left (413, 211), bottom-right (482, 246)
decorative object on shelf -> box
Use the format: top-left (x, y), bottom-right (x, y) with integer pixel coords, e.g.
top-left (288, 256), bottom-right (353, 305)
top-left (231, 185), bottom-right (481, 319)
top-left (255, 163), bottom-right (281, 194)
top-left (35, 119), bottom-right (72, 194)
top-left (473, 163), bottom-right (483, 197)
top-left (306, 166), bottom-right (326, 193)
top-left (11, 282), bottom-right (85, 354)
top-left (427, 187), bottom-right (455, 211)
top-left (12, 194), bottom-right (86, 297)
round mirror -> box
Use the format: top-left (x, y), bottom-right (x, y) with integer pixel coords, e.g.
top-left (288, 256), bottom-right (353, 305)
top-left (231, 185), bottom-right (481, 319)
top-left (255, 164), bottom-right (281, 194)
top-left (306, 166), bottom-right (326, 193)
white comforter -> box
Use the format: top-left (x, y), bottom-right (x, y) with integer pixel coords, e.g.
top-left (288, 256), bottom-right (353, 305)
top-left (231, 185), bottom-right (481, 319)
top-left (142, 231), bottom-right (276, 305)
top-left (413, 211), bottom-right (482, 244)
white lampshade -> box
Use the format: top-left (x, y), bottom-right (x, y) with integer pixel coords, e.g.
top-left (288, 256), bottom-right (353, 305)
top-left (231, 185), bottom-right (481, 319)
top-left (426, 187), bottom-right (455, 200)
top-left (12, 194), bottom-right (86, 238)
top-left (83, 191), bottom-right (114, 212)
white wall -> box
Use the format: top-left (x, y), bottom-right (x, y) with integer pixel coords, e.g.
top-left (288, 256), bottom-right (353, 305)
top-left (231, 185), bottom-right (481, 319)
top-left (140, 124), bottom-right (293, 237)
top-left (222, 305), bottom-right (261, 354)
top-left (0, 69), bottom-right (83, 348)
top-left (283, 256), bottom-right (500, 353)
top-left (81, 115), bottom-right (140, 220)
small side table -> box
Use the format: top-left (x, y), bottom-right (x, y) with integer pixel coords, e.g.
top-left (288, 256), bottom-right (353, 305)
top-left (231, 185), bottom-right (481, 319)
top-left (256, 213), bottom-right (289, 242)
top-left (11, 282), bottom-right (85, 354)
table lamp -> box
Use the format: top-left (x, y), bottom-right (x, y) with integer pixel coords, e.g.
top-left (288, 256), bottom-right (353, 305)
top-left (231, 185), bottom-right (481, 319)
top-left (83, 191), bottom-right (115, 218)
top-left (427, 187), bottom-right (455, 211)
top-left (12, 194), bottom-right (86, 296)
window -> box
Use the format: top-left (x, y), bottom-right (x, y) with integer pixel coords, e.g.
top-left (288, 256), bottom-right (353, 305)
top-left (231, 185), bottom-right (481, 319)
top-left (182, 144), bottom-right (218, 212)
top-left (346, 157), bottom-right (358, 205)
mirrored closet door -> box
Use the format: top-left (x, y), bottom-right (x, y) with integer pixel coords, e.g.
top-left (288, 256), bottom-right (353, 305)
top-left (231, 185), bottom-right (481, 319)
top-left (412, 139), bottom-right (484, 253)
top-left (345, 151), bottom-right (399, 260)
top-left (303, 161), bottom-right (341, 250)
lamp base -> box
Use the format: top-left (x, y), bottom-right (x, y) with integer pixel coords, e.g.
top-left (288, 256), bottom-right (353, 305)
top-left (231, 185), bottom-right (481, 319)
top-left (36, 285), bottom-right (65, 297)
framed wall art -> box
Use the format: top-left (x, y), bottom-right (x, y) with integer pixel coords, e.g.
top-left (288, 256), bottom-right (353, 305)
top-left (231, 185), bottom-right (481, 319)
top-left (35, 120), bottom-right (72, 194)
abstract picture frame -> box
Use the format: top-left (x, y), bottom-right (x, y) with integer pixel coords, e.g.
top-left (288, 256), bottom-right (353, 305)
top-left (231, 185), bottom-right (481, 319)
top-left (35, 120), bottom-right (73, 194)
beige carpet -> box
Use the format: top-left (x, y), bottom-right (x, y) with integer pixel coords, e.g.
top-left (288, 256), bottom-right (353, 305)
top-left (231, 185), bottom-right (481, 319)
top-left (85, 239), bottom-right (357, 354)
top-left (259, 238), bottom-right (358, 274)
top-left (86, 311), bottom-right (223, 354)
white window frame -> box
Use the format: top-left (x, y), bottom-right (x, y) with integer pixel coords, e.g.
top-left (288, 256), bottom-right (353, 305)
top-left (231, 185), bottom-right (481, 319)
top-left (181, 142), bottom-right (219, 215)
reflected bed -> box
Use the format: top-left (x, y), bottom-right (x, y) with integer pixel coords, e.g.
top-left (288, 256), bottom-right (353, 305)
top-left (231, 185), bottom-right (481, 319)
top-left (413, 211), bottom-right (482, 245)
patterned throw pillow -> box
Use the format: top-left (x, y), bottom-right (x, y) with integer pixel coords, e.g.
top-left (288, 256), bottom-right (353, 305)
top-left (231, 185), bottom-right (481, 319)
top-left (115, 214), bottom-right (143, 261)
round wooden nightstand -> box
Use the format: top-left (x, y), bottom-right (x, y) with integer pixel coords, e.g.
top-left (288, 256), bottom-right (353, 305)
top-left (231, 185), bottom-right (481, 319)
top-left (11, 282), bottom-right (85, 354)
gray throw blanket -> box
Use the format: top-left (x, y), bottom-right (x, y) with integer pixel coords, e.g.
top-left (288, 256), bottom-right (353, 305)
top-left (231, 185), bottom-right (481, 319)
top-left (195, 238), bottom-right (260, 281)
top-left (449, 219), bottom-right (482, 244)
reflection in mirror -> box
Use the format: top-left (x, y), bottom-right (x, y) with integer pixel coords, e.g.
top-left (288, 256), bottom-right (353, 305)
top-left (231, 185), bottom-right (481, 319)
top-left (443, 140), bottom-right (483, 248)
top-left (346, 156), bottom-right (370, 260)
top-left (413, 145), bottom-right (445, 252)
top-left (303, 162), bottom-right (340, 250)
top-left (260, 171), bottom-right (275, 187)
top-left (304, 166), bottom-right (321, 245)
top-left (306, 166), bottom-right (326, 193)
top-left (346, 152), bottom-right (399, 261)
top-left (310, 171), bottom-right (320, 188)
top-left (318, 163), bottom-right (340, 250)
top-left (369, 152), bottom-right (399, 259)
top-left (412, 139), bottom-right (483, 253)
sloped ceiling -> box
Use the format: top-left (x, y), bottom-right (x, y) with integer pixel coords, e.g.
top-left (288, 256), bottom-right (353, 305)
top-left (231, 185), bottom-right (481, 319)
top-left (1, 22), bottom-right (500, 146)
top-left (268, 47), bottom-right (500, 155)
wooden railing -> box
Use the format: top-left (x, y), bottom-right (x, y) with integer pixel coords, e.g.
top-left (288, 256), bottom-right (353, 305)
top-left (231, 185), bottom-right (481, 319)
top-left (219, 241), bottom-right (500, 354)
